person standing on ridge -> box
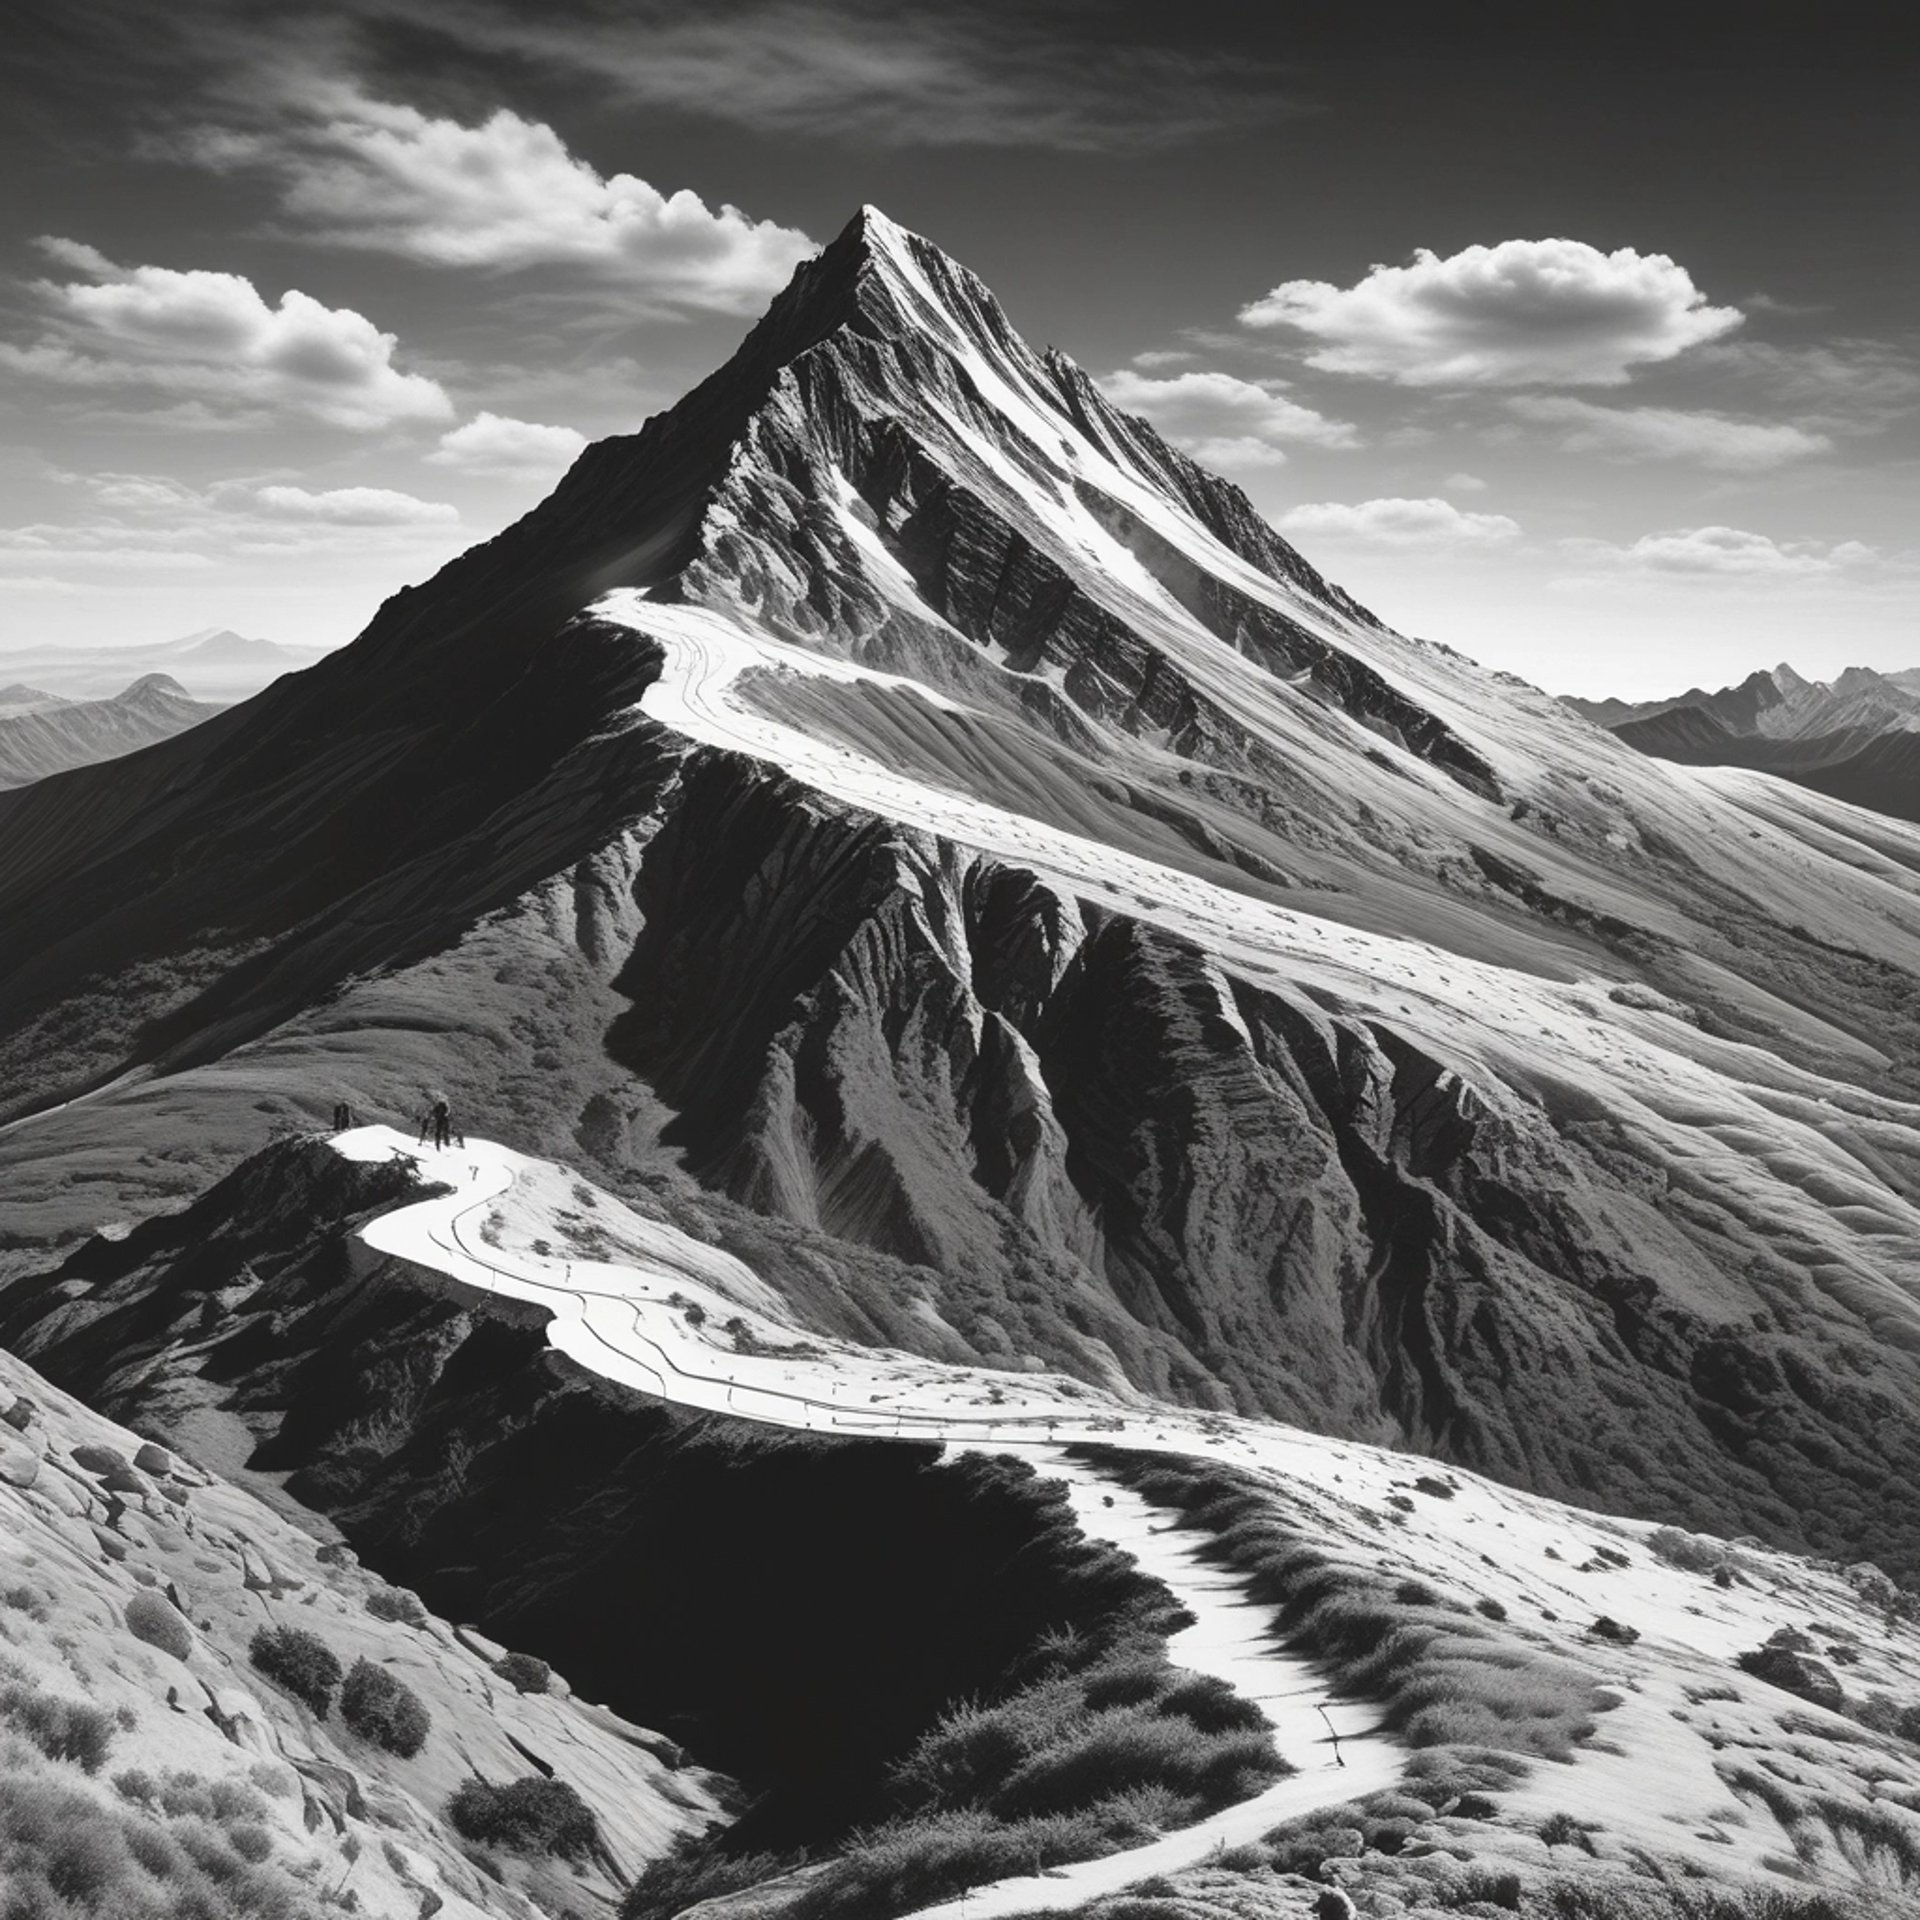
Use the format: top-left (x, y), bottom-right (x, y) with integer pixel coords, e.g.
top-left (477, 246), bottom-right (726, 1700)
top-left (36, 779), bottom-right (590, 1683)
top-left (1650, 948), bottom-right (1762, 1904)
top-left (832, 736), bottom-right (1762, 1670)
top-left (419, 1094), bottom-right (453, 1150)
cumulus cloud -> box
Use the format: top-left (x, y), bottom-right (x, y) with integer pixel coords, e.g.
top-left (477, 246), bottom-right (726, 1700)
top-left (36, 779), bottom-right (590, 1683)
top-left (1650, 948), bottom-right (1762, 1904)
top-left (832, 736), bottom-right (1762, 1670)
top-left (1560, 526), bottom-right (1876, 578)
top-left (1277, 497), bottom-right (1522, 547)
top-left (186, 87), bottom-right (814, 315)
top-left (1509, 396), bottom-right (1831, 470)
top-left (1, 241), bottom-right (451, 429)
top-left (253, 484), bottom-right (459, 525)
top-left (428, 412), bottom-right (589, 480)
top-left (1098, 368), bottom-right (1358, 469)
top-left (1240, 239), bottom-right (1742, 387)
top-left (1442, 472), bottom-right (1488, 492)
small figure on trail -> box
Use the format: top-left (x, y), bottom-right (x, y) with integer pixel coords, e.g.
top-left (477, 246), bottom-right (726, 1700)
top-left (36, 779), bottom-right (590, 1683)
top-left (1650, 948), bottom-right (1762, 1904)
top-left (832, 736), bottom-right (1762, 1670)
top-left (419, 1094), bottom-right (454, 1151)
top-left (332, 1100), bottom-right (355, 1131)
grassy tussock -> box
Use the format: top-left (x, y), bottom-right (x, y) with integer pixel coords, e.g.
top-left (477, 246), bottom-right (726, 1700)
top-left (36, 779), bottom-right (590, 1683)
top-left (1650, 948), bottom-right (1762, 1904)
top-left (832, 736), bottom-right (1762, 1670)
top-left (0, 1756), bottom-right (324, 1920)
top-left (1088, 1450), bottom-right (1610, 1763)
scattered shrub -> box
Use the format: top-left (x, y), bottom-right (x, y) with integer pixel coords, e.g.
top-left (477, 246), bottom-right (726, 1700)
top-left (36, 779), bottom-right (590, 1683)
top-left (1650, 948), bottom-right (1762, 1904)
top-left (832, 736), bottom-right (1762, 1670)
top-left (1538, 1810), bottom-right (1600, 1852)
top-left (494, 1651), bottom-right (551, 1695)
top-left (0, 1675), bottom-right (117, 1773)
top-left (1395, 1579), bottom-right (1439, 1607)
top-left (449, 1775), bottom-right (597, 1858)
top-left (249, 1625), bottom-right (341, 1717)
top-left (1475, 1597), bottom-right (1508, 1622)
top-left (1413, 1477), bottom-right (1456, 1500)
top-left (363, 1587), bottom-right (428, 1627)
top-left (340, 1659), bottom-right (430, 1757)
top-left (123, 1589), bottom-right (193, 1661)
top-left (623, 1834), bottom-right (802, 1920)
top-left (1588, 1616), bottom-right (1640, 1645)
top-left (1734, 1644), bottom-right (1845, 1713)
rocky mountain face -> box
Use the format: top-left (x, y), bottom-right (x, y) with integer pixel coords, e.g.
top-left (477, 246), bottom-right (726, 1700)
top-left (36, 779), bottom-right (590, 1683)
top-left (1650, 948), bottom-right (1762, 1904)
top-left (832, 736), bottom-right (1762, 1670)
top-left (0, 672), bottom-right (222, 788)
top-left (3, 206), bottom-right (1920, 1596)
top-left (1571, 661), bottom-right (1920, 824)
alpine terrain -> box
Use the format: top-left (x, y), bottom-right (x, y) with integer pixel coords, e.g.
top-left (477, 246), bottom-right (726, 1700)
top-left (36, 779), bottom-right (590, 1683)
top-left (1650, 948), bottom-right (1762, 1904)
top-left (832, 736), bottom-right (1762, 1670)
top-left (4, 208), bottom-right (1919, 1920)
top-left (1569, 663), bottom-right (1920, 825)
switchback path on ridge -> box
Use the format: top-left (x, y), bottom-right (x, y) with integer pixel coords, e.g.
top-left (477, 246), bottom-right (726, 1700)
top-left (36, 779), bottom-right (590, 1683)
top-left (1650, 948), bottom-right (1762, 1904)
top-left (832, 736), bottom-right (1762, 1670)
top-left (334, 1126), bottom-right (1402, 1913)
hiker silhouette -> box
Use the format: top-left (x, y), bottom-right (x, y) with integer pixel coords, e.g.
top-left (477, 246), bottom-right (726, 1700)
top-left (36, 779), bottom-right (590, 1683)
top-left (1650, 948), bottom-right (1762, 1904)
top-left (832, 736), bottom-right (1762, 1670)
top-left (332, 1100), bottom-right (355, 1131)
top-left (419, 1095), bottom-right (454, 1150)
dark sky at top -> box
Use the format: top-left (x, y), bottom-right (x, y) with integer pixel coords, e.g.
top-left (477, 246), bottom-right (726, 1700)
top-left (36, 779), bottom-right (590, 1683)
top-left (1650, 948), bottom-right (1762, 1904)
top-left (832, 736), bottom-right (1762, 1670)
top-left (1, 0), bottom-right (1912, 692)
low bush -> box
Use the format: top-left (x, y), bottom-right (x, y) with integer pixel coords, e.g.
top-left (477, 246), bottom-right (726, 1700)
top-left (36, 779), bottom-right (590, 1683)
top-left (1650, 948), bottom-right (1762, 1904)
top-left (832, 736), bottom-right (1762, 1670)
top-left (364, 1586), bottom-right (428, 1627)
top-left (1588, 1616), bottom-right (1639, 1645)
top-left (623, 1835), bottom-right (804, 1920)
top-left (123, 1590), bottom-right (192, 1661)
top-left (1475, 1597), bottom-right (1508, 1622)
top-left (0, 1673), bottom-right (117, 1773)
top-left (449, 1775), bottom-right (597, 1858)
top-left (249, 1625), bottom-right (341, 1717)
top-left (494, 1651), bottom-right (551, 1695)
top-left (1085, 1449), bottom-right (1610, 1767)
top-left (788, 1807), bottom-right (1116, 1920)
top-left (340, 1659), bottom-right (430, 1757)
top-left (1734, 1644), bottom-right (1844, 1713)
top-left (0, 1766), bottom-right (325, 1920)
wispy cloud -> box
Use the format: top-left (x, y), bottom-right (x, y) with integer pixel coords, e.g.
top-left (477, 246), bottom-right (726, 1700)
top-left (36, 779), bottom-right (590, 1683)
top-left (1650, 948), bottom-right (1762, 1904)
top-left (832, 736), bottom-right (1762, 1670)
top-left (1241, 239), bottom-right (1742, 387)
top-left (1508, 396), bottom-right (1831, 471)
top-left (330, 0), bottom-right (1304, 153)
top-left (0, 468), bottom-right (467, 592)
top-left (1557, 525), bottom-right (1876, 578)
top-left (0, 241), bottom-right (452, 430)
top-left (182, 83), bottom-right (815, 315)
top-left (1098, 368), bottom-right (1358, 469)
top-left (1277, 497), bottom-right (1521, 548)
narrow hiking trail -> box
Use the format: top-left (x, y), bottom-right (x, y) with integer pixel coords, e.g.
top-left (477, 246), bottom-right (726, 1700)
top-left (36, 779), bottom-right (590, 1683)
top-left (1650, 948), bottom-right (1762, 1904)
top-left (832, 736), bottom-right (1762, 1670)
top-left (333, 1126), bottom-right (1402, 1907)
top-left (908, 1456), bottom-right (1397, 1920)
top-left (333, 1126), bottom-right (1920, 1906)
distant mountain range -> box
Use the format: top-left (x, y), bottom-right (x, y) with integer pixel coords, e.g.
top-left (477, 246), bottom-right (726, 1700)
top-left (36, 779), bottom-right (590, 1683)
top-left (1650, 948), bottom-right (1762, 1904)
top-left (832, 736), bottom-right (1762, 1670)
top-left (1567, 662), bottom-right (1920, 823)
top-left (0, 627), bottom-right (325, 703)
top-left (0, 672), bottom-right (224, 788)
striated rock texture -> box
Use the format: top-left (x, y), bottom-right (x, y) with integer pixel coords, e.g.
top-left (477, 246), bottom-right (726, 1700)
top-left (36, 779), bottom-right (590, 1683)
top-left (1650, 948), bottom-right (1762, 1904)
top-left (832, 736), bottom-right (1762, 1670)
top-left (1, 207), bottom-right (1919, 1580)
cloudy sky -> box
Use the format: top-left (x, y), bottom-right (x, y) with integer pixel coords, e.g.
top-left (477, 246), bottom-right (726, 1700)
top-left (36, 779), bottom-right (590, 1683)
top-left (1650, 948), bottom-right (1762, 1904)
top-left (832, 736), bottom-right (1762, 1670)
top-left (1, 1), bottom-right (1912, 696)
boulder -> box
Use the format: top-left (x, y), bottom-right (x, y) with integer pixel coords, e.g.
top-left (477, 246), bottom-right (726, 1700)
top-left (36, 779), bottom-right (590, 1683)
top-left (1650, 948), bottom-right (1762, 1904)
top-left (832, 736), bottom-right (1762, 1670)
top-left (0, 1431), bottom-right (39, 1489)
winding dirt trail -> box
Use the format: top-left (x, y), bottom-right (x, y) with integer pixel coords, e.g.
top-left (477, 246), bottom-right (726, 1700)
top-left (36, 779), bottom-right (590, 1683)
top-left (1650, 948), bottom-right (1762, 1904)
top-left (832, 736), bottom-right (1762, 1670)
top-left (335, 1127), bottom-right (1401, 1912)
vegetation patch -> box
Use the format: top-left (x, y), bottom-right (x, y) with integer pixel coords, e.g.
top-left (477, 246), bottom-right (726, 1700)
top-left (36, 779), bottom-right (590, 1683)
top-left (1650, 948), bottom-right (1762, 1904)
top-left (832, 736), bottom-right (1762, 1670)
top-left (449, 1775), bottom-right (597, 1858)
top-left (339, 1658), bottom-right (430, 1757)
top-left (122, 1590), bottom-right (192, 1662)
top-left (1081, 1448), bottom-right (1611, 1765)
top-left (0, 1764), bottom-right (324, 1920)
top-left (493, 1651), bottom-right (550, 1695)
top-left (247, 1625), bottom-right (341, 1718)
top-left (0, 1667), bottom-right (118, 1773)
